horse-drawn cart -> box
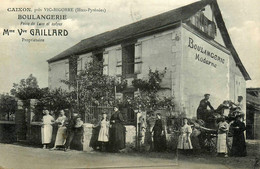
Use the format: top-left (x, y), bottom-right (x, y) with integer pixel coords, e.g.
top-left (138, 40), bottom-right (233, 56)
top-left (191, 112), bottom-right (222, 154)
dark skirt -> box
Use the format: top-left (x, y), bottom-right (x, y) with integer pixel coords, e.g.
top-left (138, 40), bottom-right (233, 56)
top-left (109, 123), bottom-right (126, 152)
top-left (231, 133), bottom-right (247, 157)
top-left (153, 133), bottom-right (167, 152)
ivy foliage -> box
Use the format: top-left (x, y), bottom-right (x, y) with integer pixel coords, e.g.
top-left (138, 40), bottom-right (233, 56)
top-left (126, 68), bottom-right (175, 112)
top-left (61, 58), bottom-right (127, 109)
top-left (132, 68), bottom-right (166, 92)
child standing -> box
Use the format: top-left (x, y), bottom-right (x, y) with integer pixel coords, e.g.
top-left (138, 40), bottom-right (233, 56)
top-left (217, 116), bottom-right (229, 157)
top-left (177, 118), bottom-right (193, 154)
top-left (98, 112), bottom-right (110, 151)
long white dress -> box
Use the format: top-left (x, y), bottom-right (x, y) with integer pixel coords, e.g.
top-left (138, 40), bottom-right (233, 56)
top-left (177, 124), bottom-right (193, 149)
top-left (54, 116), bottom-right (67, 146)
top-left (98, 119), bottom-right (109, 142)
top-left (41, 115), bottom-right (54, 144)
top-left (217, 121), bottom-right (229, 153)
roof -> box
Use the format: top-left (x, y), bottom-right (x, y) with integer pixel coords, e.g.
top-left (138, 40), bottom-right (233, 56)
top-left (247, 88), bottom-right (260, 92)
top-left (246, 93), bottom-right (260, 111)
top-left (210, 0), bottom-right (251, 80)
top-left (47, 0), bottom-right (250, 80)
top-left (247, 88), bottom-right (260, 97)
top-left (47, 0), bottom-right (209, 63)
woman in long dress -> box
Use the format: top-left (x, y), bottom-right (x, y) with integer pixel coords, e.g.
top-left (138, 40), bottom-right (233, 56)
top-left (52, 110), bottom-right (67, 150)
top-left (217, 116), bottom-right (229, 157)
top-left (109, 106), bottom-right (126, 152)
top-left (41, 109), bottom-right (54, 149)
top-left (178, 118), bottom-right (193, 153)
top-left (152, 113), bottom-right (166, 152)
top-left (230, 114), bottom-right (247, 157)
top-left (98, 113), bottom-right (110, 151)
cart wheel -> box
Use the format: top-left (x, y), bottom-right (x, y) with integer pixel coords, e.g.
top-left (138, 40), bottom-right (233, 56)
top-left (203, 135), bottom-right (217, 154)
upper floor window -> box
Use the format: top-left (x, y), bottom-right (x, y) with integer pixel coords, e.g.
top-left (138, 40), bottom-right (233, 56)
top-left (188, 11), bottom-right (217, 39)
top-left (123, 44), bottom-right (135, 75)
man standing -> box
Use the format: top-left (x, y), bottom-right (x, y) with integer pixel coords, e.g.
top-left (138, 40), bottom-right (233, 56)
top-left (64, 112), bottom-right (84, 151)
top-left (196, 94), bottom-right (214, 121)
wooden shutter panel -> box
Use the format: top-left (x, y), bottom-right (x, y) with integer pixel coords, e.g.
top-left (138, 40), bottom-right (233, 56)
top-left (116, 48), bottom-right (122, 75)
top-left (77, 58), bottom-right (82, 75)
top-left (134, 42), bottom-right (142, 74)
top-left (103, 52), bottom-right (109, 75)
top-left (65, 61), bottom-right (69, 80)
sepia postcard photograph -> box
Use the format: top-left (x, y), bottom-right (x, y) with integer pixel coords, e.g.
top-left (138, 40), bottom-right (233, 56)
top-left (0, 0), bottom-right (259, 168)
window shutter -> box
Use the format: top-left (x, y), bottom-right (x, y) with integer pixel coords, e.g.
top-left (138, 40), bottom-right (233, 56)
top-left (103, 52), bottom-right (109, 75)
top-left (190, 16), bottom-right (196, 25)
top-left (134, 42), bottom-right (142, 74)
top-left (116, 48), bottom-right (122, 75)
top-left (81, 56), bottom-right (87, 70)
top-left (65, 61), bottom-right (69, 79)
top-left (77, 58), bottom-right (82, 75)
top-left (134, 42), bottom-right (142, 62)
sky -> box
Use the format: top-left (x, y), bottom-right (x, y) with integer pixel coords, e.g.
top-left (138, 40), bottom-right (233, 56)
top-left (0, 0), bottom-right (259, 93)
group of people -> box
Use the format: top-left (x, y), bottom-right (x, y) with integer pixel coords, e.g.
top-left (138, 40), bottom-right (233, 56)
top-left (41, 93), bottom-right (247, 157)
top-left (41, 106), bottom-right (126, 153)
top-left (92, 106), bottom-right (126, 152)
top-left (176, 93), bottom-right (247, 157)
top-left (41, 109), bottom-right (84, 151)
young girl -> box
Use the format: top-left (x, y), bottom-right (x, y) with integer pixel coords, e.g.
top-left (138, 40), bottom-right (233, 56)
top-left (217, 116), bottom-right (229, 157)
top-left (41, 109), bottom-right (55, 149)
top-left (177, 118), bottom-right (193, 154)
top-left (98, 112), bottom-right (110, 151)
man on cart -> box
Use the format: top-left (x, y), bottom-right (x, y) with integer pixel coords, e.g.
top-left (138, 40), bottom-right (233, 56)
top-left (197, 94), bottom-right (215, 122)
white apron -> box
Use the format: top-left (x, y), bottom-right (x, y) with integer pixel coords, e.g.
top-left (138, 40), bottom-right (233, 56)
top-left (41, 115), bottom-right (54, 144)
top-left (98, 120), bottom-right (109, 142)
top-left (54, 116), bottom-right (67, 146)
top-left (217, 121), bottom-right (229, 153)
top-left (217, 133), bottom-right (227, 153)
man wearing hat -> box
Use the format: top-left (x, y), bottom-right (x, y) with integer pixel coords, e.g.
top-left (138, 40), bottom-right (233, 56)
top-left (196, 94), bottom-right (215, 121)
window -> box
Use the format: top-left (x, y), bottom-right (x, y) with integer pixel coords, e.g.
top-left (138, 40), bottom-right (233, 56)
top-left (126, 45), bottom-right (135, 75)
top-left (188, 11), bottom-right (216, 39)
top-left (92, 52), bottom-right (103, 74)
top-left (95, 53), bottom-right (103, 62)
top-left (122, 44), bottom-right (135, 76)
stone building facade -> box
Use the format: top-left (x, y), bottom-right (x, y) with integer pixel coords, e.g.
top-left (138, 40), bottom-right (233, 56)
top-left (47, 0), bottom-right (250, 119)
